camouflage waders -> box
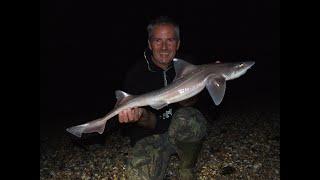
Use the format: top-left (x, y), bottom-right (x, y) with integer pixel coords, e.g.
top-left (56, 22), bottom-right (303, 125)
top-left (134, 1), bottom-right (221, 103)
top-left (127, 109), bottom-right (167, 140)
top-left (125, 107), bottom-right (207, 180)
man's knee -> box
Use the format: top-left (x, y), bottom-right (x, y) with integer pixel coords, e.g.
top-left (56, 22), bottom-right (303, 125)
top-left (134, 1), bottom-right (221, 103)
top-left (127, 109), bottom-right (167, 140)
top-left (125, 134), bottom-right (172, 180)
top-left (168, 107), bottom-right (207, 144)
top-left (125, 141), bottom-right (152, 179)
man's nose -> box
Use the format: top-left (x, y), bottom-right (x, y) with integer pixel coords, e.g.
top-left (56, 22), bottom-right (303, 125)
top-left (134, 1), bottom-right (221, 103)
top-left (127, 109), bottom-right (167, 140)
top-left (161, 42), bottom-right (168, 50)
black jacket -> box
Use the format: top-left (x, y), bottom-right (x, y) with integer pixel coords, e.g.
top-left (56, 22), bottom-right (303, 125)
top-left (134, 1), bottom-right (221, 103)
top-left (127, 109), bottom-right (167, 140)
top-left (120, 51), bottom-right (213, 146)
top-left (121, 51), bottom-right (180, 146)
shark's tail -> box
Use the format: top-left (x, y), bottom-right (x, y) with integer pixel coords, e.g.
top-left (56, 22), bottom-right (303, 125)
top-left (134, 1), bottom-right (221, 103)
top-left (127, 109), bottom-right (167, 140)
top-left (66, 90), bottom-right (135, 138)
top-left (66, 118), bottom-right (106, 138)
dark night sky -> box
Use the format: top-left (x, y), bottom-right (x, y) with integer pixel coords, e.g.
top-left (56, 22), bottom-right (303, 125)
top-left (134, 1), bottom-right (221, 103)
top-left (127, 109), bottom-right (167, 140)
top-left (40, 0), bottom-right (280, 131)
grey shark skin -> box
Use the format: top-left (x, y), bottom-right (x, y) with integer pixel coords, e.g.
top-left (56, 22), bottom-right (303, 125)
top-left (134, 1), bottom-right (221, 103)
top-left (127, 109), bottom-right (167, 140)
top-left (66, 58), bottom-right (255, 138)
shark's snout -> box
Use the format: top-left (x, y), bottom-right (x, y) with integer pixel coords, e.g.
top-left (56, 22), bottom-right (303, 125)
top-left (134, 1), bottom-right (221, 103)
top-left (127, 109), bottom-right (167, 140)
top-left (246, 61), bottom-right (255, 68)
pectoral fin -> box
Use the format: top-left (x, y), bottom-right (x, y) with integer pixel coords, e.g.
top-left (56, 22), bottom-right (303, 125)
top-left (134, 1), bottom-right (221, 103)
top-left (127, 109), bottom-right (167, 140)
top-left (206, 76), bottom-right (226, 105)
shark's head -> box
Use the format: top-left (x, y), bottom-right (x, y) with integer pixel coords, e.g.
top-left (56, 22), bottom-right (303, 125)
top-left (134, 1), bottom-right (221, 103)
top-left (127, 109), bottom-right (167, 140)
top-left (223, 61), bottom-right (255, 80)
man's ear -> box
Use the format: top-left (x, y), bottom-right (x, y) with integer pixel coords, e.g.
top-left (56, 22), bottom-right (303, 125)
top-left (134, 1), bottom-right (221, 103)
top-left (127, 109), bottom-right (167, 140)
top-left (176, 40), bottom-right (180, 50)
top-left (148, 40), bottom-right (152, 50)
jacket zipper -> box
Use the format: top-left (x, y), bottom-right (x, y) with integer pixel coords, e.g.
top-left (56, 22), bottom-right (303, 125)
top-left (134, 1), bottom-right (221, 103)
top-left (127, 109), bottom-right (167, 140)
top-left (163, 71), bottom-right (168, 87)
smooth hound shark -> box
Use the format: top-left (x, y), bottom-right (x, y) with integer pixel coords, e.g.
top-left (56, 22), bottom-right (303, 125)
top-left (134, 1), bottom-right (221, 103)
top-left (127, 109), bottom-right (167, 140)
top-left (66, 58), bottom-right (255, 137)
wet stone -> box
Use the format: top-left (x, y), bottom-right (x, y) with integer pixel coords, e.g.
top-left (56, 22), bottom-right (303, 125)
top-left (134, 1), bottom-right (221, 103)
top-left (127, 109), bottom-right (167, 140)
top-left (220, 165), bottom-right (236, 175)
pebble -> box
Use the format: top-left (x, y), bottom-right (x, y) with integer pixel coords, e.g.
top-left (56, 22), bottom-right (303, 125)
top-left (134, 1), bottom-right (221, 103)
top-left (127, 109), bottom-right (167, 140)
top-left (40, 103), bottom-right (279, 179)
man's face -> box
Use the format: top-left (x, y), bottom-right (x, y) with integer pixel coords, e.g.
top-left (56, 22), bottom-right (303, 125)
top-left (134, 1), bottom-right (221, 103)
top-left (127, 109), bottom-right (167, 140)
top-left (148, 24), bottom-right (180, 69)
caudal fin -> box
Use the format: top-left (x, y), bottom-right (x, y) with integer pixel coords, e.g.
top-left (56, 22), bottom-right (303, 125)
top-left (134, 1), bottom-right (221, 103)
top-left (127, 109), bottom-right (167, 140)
top-left (66, 118), bottom-right (106, 138)
top-left (66, 90), bottom-right (134, 138)
top-left (66, 124), bottom-right (87, 138)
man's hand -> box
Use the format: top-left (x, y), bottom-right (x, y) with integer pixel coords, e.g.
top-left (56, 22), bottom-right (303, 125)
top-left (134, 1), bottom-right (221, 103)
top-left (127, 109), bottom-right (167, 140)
top-left (119, 107), bottom-right (143, 123)
top-left (118, 107), bottom-right (157, 129)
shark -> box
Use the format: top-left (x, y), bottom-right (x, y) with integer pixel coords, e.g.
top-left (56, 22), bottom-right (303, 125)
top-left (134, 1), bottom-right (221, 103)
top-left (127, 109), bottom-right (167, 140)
top-left (66, 58), bottom-right (255, 138)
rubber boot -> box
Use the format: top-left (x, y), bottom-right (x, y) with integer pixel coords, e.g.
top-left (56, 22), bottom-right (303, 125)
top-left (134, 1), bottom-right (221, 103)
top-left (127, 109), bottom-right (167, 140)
top-left (176, 140), bottom-right (203, 180)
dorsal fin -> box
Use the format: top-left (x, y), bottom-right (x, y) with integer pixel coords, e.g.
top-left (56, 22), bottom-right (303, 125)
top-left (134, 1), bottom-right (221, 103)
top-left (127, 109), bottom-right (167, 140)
top-left (173, 58), bottom-right (198, 80)
top-left (114, 90), bottom-right (134, 108)
top-left (115, 90), bottom-right (131, 100)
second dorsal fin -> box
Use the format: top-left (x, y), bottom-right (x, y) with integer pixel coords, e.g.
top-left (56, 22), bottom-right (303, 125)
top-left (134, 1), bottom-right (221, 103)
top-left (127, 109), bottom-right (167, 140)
top-left (114, 90), bottom-right (134, 108)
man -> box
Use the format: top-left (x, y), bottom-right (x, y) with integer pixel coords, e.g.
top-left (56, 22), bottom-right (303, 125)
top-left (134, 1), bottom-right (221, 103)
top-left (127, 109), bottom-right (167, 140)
top-left (119, 16), bottom-right (207, 180)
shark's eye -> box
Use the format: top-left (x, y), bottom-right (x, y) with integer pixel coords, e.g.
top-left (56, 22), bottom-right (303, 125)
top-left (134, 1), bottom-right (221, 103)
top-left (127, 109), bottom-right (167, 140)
top-left (238, 63), bottom-right (244, 68)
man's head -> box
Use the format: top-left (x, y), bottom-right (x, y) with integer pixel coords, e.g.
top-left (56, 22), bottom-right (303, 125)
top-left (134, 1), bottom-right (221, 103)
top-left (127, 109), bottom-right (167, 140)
top-left (147, 16), bottom-right (180, 70)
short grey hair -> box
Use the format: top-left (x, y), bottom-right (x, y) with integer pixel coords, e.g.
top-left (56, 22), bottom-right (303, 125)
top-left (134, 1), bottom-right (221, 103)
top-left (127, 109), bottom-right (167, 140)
top-left (147, 16), bottom-right (180, 41)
